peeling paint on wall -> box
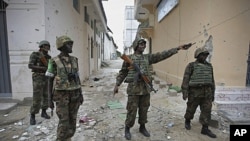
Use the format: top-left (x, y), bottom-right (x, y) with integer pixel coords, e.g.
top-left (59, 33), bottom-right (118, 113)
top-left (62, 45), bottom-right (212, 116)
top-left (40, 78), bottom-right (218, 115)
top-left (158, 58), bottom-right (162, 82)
top-left (204, 35), bottom-right (213, 63)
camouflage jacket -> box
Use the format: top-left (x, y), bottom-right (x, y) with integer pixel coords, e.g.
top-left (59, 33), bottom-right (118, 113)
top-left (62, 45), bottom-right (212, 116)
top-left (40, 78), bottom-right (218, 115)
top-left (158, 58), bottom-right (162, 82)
top-left (181, 60), bottom-right (215, 96)
top-left (28, 51), bottom-right (51, 72)
top-left (116, 47), bottom-right (179, 87)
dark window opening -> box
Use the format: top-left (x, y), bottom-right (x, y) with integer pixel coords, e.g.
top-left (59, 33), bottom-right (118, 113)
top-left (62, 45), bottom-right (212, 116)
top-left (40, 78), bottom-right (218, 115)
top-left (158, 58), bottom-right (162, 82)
top-left (73, 0), bottom-right (80, 13)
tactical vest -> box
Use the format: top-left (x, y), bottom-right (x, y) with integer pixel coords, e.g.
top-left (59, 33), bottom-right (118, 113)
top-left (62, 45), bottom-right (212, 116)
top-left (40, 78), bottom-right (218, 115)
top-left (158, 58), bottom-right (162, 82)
top-left (53, 55), bottom-right (81, 90)
top-left (189, 62), bottom-right (213, 87)
top-left (124, 54), bottom-right (152, 83)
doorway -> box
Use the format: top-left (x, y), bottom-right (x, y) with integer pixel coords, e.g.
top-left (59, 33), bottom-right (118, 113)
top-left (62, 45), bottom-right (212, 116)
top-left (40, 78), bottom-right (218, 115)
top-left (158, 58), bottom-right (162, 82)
top-left (246, 43), bottom-right (250, 87)
top-left (0, 0), bottom-right (12, 97)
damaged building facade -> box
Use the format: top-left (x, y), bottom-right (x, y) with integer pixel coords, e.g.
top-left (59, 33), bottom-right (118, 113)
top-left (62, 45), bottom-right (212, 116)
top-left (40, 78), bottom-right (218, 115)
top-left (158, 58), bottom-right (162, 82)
top-left (133, 0), bottom-right (250, 117)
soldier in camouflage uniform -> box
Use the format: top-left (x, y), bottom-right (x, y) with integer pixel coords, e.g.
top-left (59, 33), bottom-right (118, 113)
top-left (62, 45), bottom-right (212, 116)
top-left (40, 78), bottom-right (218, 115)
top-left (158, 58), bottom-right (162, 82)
top-left (114, 39), bottom-right (193, 140)
top-left (46, 35), bottom-right (84, 141)
top-left (181, 47), bottom-right (216, 138)
top-left (28, 40), bottom-right (51, 125)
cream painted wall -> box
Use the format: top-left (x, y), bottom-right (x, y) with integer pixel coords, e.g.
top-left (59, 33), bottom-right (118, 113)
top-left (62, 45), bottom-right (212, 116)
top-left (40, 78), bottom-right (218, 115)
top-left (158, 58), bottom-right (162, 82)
top-left (151, 0), bottom-right (250, 87)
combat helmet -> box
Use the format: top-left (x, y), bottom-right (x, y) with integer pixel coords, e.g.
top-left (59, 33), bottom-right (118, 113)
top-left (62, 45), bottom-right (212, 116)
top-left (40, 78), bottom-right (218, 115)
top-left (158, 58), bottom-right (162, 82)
top-left (133, 38), bottom-right (146, 51)
top-left (194, 47), bottom-right (209, 58)
top-left (39, 40), bottom-right (50, 48)
top-left (56, 35), bottom-right (73, 49)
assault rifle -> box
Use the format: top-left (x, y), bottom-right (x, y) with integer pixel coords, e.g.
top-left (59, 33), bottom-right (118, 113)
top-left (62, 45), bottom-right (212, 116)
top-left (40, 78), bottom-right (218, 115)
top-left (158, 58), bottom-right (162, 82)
top-left (39, 52), bottom-right (48, 67)
top-left (121, 54), bottom-right (157, 93)
top-left (40, 57), bottom-right (48, 67)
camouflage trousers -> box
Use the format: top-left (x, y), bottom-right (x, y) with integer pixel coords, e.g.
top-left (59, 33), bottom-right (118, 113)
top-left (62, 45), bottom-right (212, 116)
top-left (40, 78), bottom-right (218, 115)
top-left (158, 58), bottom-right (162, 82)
top-left (184, 94), bottom-right (212, 126)
top-left (30, 73), bottom-right (49, 114)
top-left (125, 94), bottom-right (150, 127)
top-left (53, 89), bottom-right (81, 141)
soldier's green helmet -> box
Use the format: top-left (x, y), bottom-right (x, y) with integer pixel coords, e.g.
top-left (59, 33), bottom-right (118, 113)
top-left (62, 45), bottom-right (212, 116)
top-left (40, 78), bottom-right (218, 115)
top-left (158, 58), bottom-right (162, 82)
top-left (133, 38), bottom-right (146, 51)
top-left (194, 47), bottom-right (209, 58)
top-left (56, 35), bottom-right (73, 49)
top-left (39, 40), bottom-right (50, 48)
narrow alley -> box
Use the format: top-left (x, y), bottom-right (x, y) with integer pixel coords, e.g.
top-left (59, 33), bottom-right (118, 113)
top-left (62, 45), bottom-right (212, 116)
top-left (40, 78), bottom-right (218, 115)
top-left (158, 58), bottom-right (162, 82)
top-left (0, 59), bottom-right (231, 141)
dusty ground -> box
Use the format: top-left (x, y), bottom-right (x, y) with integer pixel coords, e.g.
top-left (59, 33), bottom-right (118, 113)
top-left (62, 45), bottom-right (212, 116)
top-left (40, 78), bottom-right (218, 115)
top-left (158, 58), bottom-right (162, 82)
top-left (0, 59), bottom-right (230, 141)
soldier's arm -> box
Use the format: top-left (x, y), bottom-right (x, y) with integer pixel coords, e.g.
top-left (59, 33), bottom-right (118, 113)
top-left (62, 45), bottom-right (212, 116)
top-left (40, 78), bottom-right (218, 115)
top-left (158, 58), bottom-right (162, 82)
top-left (114, 61), bottom-right (129, 95)
top-left (45, 59), bottom-right (57, 77)
top-left (148, 43), bottom-right (193, 64)
top-left (115, 61), bottom-right (129, 86)
top-left (181, 63), bottom-right (193, 94)
top-left (148, 48), bottom-right (179, 64)
top-left (210, 64), bottom-right (216, 95)
top-left (46, 59), bottom-right (56, 112)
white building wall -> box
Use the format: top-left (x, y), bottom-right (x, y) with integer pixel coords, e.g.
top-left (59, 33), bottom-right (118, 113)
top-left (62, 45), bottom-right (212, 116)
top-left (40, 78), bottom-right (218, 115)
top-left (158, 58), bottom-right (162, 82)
top-left (103, 34), bottom-right (110, 60)
top-left (6, 0), bottom-right (47, 100)
top-left (86, 24), bottom-right (95, 75)
top-left (44, 0), bottom-right (89, 81)
top-left (103, 33), bottom-right (117, 60)
top-left (96, 34), bottom-right (101, 71)
top-left (6, 0), bottom-right (89, 100)
top-left (110, 43), bottom-right (117, 60)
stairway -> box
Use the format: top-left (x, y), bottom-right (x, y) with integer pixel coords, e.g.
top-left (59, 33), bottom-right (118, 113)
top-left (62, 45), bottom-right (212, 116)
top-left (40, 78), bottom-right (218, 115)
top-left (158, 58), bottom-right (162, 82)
top-left (214, 87), bottom-right (250, 124)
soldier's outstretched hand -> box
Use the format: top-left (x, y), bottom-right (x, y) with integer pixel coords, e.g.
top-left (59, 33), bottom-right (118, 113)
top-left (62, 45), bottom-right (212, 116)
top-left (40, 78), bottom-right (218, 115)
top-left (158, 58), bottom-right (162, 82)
top-left (179, 42), bottom-right (196, 50)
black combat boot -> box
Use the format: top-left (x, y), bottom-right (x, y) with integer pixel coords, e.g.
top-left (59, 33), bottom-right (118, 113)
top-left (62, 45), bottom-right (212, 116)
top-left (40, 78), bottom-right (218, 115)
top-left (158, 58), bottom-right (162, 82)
top-left (30, 114), bottom-right (36, 125)
top-left (41, 109), bottom-right (50, 119)
top-left (185, 120), bottom-right (191, 130)
top-left (139, 124), bottom-right (150, 137)
top-left (124, 125), bottom-right (131, 140)
top-left (201, 125), bottom-right (217, 138)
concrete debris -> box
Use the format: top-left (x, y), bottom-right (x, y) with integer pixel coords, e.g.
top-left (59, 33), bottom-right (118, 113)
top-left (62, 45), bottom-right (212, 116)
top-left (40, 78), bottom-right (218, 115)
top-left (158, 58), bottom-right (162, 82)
top-left (0, 59), bottom-right (239, 141)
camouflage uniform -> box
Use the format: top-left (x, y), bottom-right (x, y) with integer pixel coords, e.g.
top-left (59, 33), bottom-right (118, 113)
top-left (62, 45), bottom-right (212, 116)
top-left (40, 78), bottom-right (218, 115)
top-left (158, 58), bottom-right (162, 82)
top-left (116, 47), bottom-right (180, 127)
top-left (181, 60), bottom-right (215, 125)
top-left (29, 51), bottom-right (51, 115)
top-left (181, 46), bottom-right (217, 138)
top-left (46, 36), bottom-right (82, 141)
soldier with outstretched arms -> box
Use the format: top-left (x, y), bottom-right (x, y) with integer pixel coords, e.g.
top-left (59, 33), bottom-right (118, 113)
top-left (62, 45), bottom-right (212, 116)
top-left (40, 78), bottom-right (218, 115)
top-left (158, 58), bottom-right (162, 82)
top-left (113, 38), bottom-right (194, 140)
